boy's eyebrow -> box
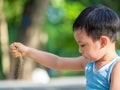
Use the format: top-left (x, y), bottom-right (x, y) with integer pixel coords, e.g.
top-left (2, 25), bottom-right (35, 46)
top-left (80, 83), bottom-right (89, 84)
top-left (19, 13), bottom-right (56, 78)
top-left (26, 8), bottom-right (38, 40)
top-left (77, 40), bottom-right (84, 43)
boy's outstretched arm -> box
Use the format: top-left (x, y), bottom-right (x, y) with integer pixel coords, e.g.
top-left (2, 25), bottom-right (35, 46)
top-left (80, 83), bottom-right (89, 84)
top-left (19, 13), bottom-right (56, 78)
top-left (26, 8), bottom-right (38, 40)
top-left (10, 42), bottom-right (88, 71)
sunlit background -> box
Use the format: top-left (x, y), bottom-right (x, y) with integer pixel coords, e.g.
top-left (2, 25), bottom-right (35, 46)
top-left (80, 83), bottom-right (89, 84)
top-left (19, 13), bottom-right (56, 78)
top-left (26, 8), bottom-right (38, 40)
top-left (0, 0), bottom-right (120, 89)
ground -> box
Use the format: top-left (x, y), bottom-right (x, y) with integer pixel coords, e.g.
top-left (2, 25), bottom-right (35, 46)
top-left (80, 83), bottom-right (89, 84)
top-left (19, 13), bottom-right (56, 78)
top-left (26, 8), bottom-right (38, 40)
top-left (0, 76), bottom-right (86, 90)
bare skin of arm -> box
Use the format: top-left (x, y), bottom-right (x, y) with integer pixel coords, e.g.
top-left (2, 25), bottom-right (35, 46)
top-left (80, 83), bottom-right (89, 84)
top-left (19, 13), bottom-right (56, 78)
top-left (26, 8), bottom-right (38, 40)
top-left (10, 42), bottom-right (89, 71)
top-left (110, 61), bottom-right (120, 90)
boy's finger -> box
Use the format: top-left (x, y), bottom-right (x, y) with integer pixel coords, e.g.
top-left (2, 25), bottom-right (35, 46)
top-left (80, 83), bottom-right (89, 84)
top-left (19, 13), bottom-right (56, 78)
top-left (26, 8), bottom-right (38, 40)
top-left (12, 52), bottom-right (21, 58)
top-left (10, 49), bottom-right (18, 53)
top-left (10, 43), bottom-right (16, 49)
top-left (10, 46), bottom-right (17, 50)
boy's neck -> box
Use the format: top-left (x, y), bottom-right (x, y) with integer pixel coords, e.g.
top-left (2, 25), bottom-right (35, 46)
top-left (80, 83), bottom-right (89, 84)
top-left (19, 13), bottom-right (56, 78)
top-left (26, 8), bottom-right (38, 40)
top-left (95, 46), bottom-right (118, 70)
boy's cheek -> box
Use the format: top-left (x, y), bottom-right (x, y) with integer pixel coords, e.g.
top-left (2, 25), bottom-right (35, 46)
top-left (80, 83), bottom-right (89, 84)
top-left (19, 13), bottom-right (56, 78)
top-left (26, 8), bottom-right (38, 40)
top-left (85, 52), bottom-right (96, 60)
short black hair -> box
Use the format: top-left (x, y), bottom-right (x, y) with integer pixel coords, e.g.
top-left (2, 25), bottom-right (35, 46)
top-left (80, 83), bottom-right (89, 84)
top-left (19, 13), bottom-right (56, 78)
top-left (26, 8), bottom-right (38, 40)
top-left (73, 4), bottom-right (120, 42)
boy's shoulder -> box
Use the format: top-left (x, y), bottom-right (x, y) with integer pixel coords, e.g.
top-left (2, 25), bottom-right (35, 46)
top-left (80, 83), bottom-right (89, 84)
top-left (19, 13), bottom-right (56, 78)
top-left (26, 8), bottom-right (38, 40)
top-left (114, 59), bottom-right (120, 69)
top-left (111, 58), bottom-right (120, 74)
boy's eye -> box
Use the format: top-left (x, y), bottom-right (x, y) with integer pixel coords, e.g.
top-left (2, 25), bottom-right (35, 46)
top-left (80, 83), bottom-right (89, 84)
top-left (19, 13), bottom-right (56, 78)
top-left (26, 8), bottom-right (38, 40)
top-left (80, 44), bottom-right (85, 47)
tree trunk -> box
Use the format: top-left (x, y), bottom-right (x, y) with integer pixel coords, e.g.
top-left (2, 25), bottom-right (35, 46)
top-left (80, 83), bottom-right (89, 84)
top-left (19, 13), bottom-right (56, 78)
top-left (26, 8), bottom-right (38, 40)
top-left (9, 0), bottom-right (50, 79)
top-left (0, 0), bottom-right (10, 79)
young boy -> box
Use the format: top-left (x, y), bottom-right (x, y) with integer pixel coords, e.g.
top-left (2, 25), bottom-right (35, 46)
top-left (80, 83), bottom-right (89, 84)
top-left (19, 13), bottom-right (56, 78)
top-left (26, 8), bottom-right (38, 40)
top-left (10, 4), bottom-right (120, 90)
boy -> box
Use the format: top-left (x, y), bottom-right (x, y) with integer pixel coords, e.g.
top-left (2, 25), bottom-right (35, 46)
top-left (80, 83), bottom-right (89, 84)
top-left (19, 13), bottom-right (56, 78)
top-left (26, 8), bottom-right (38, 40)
top-left (10, 4), bottom-right (120, 90)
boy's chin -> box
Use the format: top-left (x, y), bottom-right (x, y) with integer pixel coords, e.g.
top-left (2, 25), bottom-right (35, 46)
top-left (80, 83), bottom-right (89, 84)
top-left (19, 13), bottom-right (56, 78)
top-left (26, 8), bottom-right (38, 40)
top-left (86, 57), bottom-right (96, 62)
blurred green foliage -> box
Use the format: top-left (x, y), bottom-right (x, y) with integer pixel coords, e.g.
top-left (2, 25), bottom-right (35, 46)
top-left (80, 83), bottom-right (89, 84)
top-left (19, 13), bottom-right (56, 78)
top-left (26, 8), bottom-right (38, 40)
top-left (3, 0), bottom-right (29, 43)
top-left (43, 0), bottom-right (85, 57)
top-left (59, 70), bottom-right (85, 76)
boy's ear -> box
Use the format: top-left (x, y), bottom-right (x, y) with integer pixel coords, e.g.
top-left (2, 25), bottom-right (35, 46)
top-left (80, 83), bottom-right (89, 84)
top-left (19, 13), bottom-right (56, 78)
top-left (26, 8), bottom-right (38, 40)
top-left (100, 36), bottom-right (108, 48)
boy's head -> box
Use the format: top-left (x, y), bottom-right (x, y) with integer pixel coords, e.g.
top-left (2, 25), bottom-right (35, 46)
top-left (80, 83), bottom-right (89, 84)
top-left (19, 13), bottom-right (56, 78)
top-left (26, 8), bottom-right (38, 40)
top-left (73, 4), bottom-right (120, 42)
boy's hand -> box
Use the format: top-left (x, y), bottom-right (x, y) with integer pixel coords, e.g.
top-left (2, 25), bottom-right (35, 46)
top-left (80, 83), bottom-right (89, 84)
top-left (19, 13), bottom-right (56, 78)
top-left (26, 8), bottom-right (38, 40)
top-left (10, 42), bottom-right (28, 58)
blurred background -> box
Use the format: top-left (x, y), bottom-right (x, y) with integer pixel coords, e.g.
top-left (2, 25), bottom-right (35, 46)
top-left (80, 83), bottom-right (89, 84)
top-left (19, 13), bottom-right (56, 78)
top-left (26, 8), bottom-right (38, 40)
top-left (0, 0), bottom-right (120, 89)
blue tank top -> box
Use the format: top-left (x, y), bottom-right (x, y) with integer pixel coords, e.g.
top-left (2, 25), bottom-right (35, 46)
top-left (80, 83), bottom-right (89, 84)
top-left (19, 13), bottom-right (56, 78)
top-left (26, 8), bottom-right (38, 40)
top-left (85, 57), bottom-right (120, 90)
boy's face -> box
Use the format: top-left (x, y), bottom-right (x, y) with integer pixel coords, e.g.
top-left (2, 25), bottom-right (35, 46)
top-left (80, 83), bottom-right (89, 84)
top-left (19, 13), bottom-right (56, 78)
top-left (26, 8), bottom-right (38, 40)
top-left (74, 28), bottom-right (104, 61)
